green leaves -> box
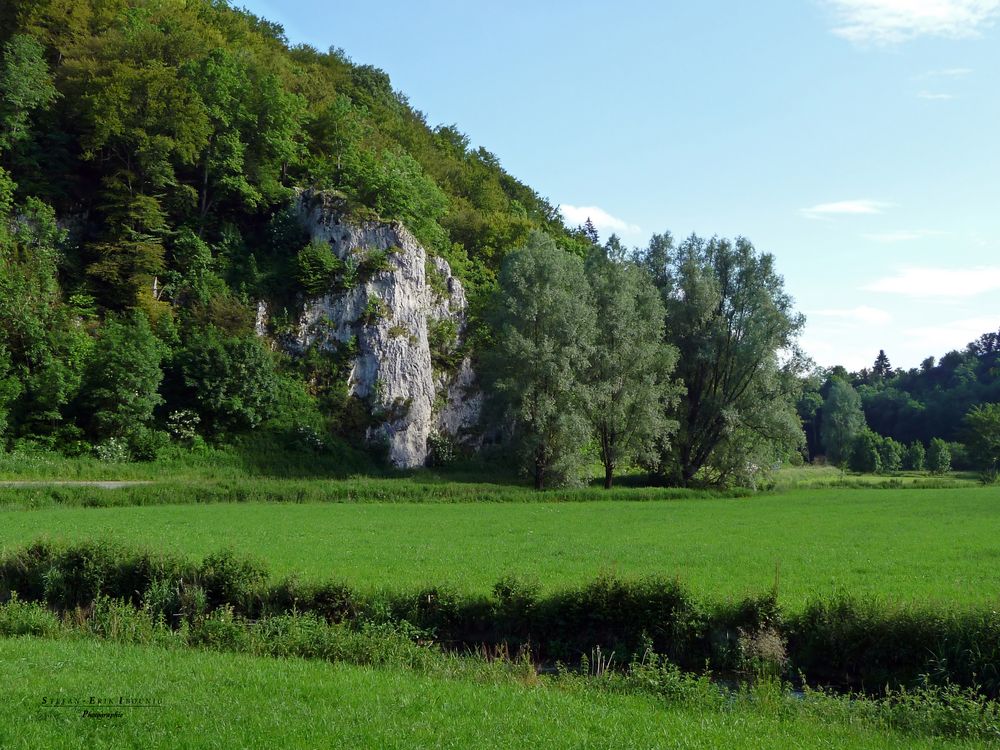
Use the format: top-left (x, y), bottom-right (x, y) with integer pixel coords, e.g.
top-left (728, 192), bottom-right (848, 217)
top-left (0, 34), bottom-right (59, 153)
top-left (485, 232), bottom-right (596, 488)
top-left (584, 243), bottom-right (681, 487)
top-left (641, 234), bottom-right (806, 485)
top-left (962, 402), bottom-right (1000, 471)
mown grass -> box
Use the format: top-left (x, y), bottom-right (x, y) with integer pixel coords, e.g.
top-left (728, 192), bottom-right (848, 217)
top-left (0, 636), bottom-right (990, 749)
top-left (1, 487), bottom-right (998, 609)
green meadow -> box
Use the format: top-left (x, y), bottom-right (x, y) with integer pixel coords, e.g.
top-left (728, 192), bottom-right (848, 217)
top-left (0, 485), bottom-right (998, 609)
top-left (0, 636), bottom-right (988, 750)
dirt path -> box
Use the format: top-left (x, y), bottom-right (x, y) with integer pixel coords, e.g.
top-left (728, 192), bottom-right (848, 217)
top-left (0, 481), bottom-right (153, 489)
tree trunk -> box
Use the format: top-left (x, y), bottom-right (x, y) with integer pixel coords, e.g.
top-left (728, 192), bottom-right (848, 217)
top-left (604, 463), bottom-right (614, 489)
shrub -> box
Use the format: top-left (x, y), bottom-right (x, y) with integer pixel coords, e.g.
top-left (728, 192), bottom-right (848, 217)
top-left (426, 429), bottom-right (458, 467)
top-left (87, 595), bottom-right (162, 644)
top-left (357, 248), bottom-right (392, 281)
top-left (0, 593), bottom-right (59, 637)
top-left (360, 294), bottom-right (388, 324)
top-left (197, 549), bottom-right (268, 616)
top-left (296, 239), bottom-right (340, 296)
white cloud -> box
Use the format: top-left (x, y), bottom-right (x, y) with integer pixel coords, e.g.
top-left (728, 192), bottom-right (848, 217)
top-left (862, 229), bottom-right (945, 242)
top-left (904, 316), bottom-right (999, 351)
top-left (864, 266), bottom-right (1000, 296)
top-left (800, 199), bottom-right (891, 219)
top-left (916, 66), bottom-right (974, 77)
top-left (560, 204), bottom-right (641, 235)
top-left (917, 90), bottom-right (956, 99)
top-left (810, 305), bottom-right (893, 324)
top-left (825, 0), bottom-right (1000, 44)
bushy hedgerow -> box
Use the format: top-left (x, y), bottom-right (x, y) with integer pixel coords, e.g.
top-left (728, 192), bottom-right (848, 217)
top-left (2, 540), bottom-right (999, 699)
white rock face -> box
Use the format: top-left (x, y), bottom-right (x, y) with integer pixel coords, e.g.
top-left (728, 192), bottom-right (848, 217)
top-left (284, 192), bottom-right (480, 467)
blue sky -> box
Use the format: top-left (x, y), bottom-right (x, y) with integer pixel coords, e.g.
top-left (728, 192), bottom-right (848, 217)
top-left (238, 0), bottom-right (1000, 371)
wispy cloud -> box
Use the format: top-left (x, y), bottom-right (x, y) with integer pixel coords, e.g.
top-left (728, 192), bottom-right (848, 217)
top-left (904, 316), bottom-right (1000, 351)
top-left (560, 204), bottom-right (641, 235)
top-left (864, 266), bottom-right (1000, 296)
top-left (800, 199), bottom-right (892, 220)
top-left (825, 1), bottom-right (1000, 45)
top-left (916, 67), bottom-right (974, 78)
top-left (811, 305), bottom-right (893, 324)
top-left (917, 90), bottom-right (956, 99)
top-left (862, 229), bottom-right (945, 242)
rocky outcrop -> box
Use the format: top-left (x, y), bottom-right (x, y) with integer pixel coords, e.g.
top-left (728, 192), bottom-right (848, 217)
top-left (273, 191), bottom-right (480, 467)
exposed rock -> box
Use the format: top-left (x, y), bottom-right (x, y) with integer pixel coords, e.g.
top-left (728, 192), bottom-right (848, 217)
top-left (272, 191), bottom-right (480, 467)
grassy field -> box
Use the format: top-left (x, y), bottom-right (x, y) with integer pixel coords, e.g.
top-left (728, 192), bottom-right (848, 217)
top-left (0, 635), bottom-right (989, 749)
top-left (1, 486), bottom-right (998, 608)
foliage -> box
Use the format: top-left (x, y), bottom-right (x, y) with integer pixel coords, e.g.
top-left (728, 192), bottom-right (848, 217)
top-left (296, 238), bottom-right (339, 296)
top-left (584, 239), bottom-right (681, 488)
top-left (484, 232), bottom-right (595, 488)
top-left (877, 436), bottom-right (904, 474)
top-left (0, 33), bottom-right (59, 154)
top-left (640, 233), bottom-right (805, 485)
top-left (174, 327), bottom-right (279, 436)
top-left (79, 312), bottom-right (165, 447)
top-left (961, 402), bottom-right (1000, 471)
top-left (903, 441), bottom-right (925, 471)
top-left (821, 378), bottom-right (865, 467)
top-left (926, 438), bottom-right (951, 475)
top-left (848, 430), bottom-right (881, 474)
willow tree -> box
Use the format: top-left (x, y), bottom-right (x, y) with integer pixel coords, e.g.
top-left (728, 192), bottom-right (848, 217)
top-left (640, 233), bottom-right (805, 486)
top-left (484, 231), bottom-right (595, 489)
top-left (585, 239), bottom-right (681, 488)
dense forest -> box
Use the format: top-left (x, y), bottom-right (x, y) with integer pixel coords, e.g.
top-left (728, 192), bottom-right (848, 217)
top-left (0, 0), bottom-right (996, 486)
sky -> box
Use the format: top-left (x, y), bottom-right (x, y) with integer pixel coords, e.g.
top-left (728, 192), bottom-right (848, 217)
top-left (237, 0), bottom-right (1000, 371)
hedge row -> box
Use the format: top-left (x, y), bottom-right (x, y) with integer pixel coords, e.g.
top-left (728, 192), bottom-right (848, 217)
top-left (1, 540), bottom-right (997, 697)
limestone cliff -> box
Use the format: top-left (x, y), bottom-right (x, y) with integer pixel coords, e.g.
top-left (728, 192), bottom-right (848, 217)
top-left (267, 191), bottom-right (480, 467)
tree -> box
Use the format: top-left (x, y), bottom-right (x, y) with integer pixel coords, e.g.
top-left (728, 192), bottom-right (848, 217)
top-left (639, 233), bottom-right (805, 485)
top-left (927, 438), bottom-right (951, 474)
top-left (584, 240), bottom-right (681, 488)
top-left (903, 441), bottom-right (925, 471)
top-left (484, 231), bottom-right (595, 489)
top-left (821, 378), bottom-right (865, 467)
top-left (877, 436), bottom-right (903, 474)
top-left (0, 344), bottom-right (21, 442)
top-left (175, 327), bottom-right (280, 436)
top-left (848, 430), bottom-right (881, 474)
top-left (582, 217), bottom-right (599, 245)
top-left (0, 34), bottom-right (59, 153)
top-left (80, 312), bottom-right (165, 444)
top-left (962, 403), bottom-right (1000, 472)
top-left (872, 349), bottom-right (893, 381)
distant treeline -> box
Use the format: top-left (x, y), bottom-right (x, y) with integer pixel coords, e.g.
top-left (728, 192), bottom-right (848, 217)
top-left (800, 335), bottom-right (1000, 473)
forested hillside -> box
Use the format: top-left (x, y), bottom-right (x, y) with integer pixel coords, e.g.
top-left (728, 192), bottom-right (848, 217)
top-left (0, 0), bottom-right (589, 461)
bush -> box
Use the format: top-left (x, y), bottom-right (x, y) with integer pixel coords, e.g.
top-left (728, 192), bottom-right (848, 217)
top-left (0, 593), bottom-right (60, 637)
top-left (296, 239), bottom-right (340, 296)
top-left (426, 429), bottom-right (458, 467)
top-left (197, 549), bottom-right (269, 616)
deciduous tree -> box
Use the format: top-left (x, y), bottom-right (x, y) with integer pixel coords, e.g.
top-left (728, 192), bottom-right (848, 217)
top-left (584, 238), bottom-right (681, 488)
top-left (484, 231), bottom-right (595, 489)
